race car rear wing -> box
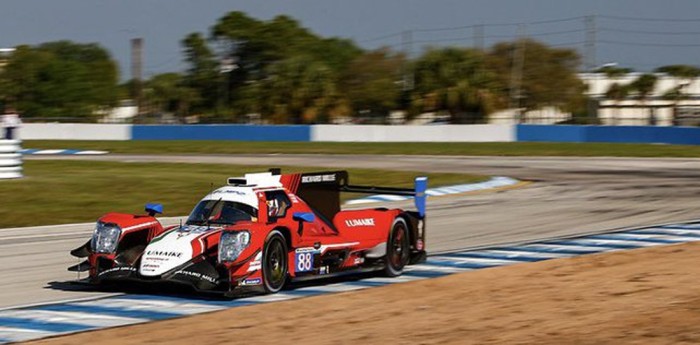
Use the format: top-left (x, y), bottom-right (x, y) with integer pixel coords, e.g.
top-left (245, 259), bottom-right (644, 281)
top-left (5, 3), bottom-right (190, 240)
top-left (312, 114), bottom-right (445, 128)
top-left (341, 177), bottom-right (427, 218)
top-left (278, 169), bottom-right (427, 221)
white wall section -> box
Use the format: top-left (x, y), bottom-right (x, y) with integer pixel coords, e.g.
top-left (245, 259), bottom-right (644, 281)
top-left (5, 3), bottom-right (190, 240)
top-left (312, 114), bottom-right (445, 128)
top-left (311, 125), bottom-right (515, 142)
top-left (18, 124), bottom-right (131, 141)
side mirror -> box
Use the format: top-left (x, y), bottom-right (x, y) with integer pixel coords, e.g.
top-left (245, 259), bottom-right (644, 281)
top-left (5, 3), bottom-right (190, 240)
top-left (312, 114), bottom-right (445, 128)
top-left (292, 212), bottom-right (315, 223)
top-left (145, 203), bottom-right (163, 216)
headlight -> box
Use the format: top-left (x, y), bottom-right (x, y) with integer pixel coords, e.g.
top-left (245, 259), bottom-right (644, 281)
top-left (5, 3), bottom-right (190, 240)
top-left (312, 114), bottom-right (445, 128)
top-left (218, 231), bottom-right (250, 263)
top-left (90, 222), bottom-right (122, 254)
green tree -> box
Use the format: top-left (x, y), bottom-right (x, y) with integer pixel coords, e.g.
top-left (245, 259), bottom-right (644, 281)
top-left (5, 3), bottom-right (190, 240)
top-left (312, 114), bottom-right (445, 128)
top-left (211, 13), bottom-right (361, 75)
top-left (182, 33), bottom-right (219, 113)
top-left (208, 11), bottom-right (361, 119)
top-left (488, 39), bottom-right (584, 114)
top-left (0, 41), bottom-right (118, 119)
top-left (339, 48), bottom-right (404, 119)
top-left (256, 56), bottom-right (337, 124)
top-left (595, 65), bottom-right (634, 77)
top-left (655, 65), bottom-right (700, 79)
top-left (412, 47), bottom-right (505, 123)
top-left (142, 73), bottom-right (198, 118)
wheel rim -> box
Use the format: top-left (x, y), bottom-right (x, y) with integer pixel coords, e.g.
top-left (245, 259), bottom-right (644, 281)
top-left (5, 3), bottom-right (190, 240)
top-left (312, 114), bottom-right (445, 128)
top-left (389, 224), bottom-right (409, 269)
top-left (264, 238), bottom-right (286, 290)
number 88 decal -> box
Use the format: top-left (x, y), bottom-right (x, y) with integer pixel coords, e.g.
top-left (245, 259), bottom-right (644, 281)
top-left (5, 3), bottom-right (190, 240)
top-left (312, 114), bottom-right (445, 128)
top-left (296, 251), bottom-right (314, 272)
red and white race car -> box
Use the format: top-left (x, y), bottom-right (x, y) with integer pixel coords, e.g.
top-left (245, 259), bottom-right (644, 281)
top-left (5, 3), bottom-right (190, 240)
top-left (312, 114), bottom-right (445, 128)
top-left (69, 169), bottom-right (427, 295)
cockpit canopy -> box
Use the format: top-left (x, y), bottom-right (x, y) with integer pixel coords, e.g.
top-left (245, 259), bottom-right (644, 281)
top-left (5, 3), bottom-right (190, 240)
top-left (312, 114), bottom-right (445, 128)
top-left (186, 200), bottom-right (258, 226)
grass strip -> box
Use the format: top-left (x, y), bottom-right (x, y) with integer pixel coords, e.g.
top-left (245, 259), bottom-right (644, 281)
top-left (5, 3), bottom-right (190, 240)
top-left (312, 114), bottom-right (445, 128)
top-left (0, 160), bottom-right (483, 228)
top-left (23, 140), bottom-right (700, 157)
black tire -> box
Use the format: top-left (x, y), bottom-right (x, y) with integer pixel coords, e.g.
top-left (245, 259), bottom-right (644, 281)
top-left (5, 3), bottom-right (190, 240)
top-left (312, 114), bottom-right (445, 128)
top-left (384, 218), bottom-right (410, 277)
top-left (262, 230), bottom-right (288, 293)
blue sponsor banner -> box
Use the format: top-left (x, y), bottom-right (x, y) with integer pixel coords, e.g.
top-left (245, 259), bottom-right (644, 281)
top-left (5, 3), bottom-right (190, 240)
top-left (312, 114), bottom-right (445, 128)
top-left (517, 125), bottom-right (700, 145)
top-left (131, 125), bottom-right (311, 141)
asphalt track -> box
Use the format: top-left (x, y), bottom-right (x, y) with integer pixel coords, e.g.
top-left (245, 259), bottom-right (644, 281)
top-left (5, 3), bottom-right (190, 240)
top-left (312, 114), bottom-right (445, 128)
top-left (4, 154), bottom-right (700, 310)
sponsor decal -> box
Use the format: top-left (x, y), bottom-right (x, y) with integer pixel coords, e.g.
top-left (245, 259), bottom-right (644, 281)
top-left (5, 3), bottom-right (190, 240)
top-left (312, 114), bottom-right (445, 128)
top-left (177, 225), bottom-right (214, 235)
top-left (98, 266), bottom-right (137, 277)
top-left (146, 250), bottom-right (183, 258)
top-left (212, 189), bottom-right (246, 196)
top-left (319, 266), bottom-right (329, 275)
top-left (144, 257), bottom-right (168, 262)
top-left (289, 194), bottom-right (300, 204)
top-left (416, 239), bottom-right (424, 251)
top-left (301, 174), bottom-right (336, 183)
top-left (247, 252), bottom-right (263, 272)
top-left (175, 270), bottom-right (219, 284)
top-left (241, 278), bottom-right (262, 286)
top-left (345, 218), bottom-right (375, 227)
top-left (296, 247), bottom-right (319, 253)
top-left (353, 257), bottom-right (365, 265)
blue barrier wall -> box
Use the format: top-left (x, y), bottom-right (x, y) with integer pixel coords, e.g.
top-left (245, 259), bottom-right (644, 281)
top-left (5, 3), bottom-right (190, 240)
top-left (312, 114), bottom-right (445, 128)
top-left (516, 125), bottom-right (587, 143)
top-left (23, 123), bottom-right (700, 145)
top-left (517, 125), bottom-right (700, 145)
top-left (131, 125), bottom-right (311, 141)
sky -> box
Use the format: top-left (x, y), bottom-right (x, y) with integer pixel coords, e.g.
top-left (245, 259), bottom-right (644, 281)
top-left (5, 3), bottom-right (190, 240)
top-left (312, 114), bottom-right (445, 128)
top-left (1, 0), bottom-right (700, 80)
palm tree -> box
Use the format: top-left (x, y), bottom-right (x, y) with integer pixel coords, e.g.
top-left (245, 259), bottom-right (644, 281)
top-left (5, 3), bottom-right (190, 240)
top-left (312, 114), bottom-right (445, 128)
top-left (655, 65), bottom-right (700, 125)
top-left (604, 83), bottom-right (629, 125)
top-left (596, 65), bottom-right (634, 78)
top-left (258, 56), bottom-right (336, 124)
top-left (412, 47), bottom-right (505, 123)
top-left (630, 74), bottom-right (658, 125)
top-left (662, 86), bottom-right (686, 125)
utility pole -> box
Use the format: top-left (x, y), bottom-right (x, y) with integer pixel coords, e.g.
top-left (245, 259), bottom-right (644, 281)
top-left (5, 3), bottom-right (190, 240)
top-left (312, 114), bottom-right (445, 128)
top-left (473, 24), bottom-right (485, 51)
top-left (584, 15), bottom-right (597, 72)
top-left (131, 38), bottom-right (143, 115)
top-left (584, 15), bottom-right (597, 123)
top-left (401, 30), bottom-right (414, 91)
top-left (509, 24), bottom-right (526, 123)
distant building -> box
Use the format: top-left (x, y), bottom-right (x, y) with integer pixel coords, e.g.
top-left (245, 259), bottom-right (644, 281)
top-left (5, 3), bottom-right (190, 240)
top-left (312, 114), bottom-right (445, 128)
top-left (580, 72), bottom-right (700, 126)
top-left (98, 100), bottom-right (139, 123)
top-left (0, 48), bottom-right (14, 70)
top-left (488, 73), bottom-right (700, 126)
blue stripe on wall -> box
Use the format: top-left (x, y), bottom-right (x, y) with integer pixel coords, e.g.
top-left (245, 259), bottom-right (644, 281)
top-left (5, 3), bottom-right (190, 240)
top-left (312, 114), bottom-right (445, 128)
top-left (516, 125), bottom-right (587, 143)
top-left (121, 124), bottom-right (700, 144)
top-left (132, 125), bottom-right (311, 141)
top-left (517, 125), bottom-right (700, 145)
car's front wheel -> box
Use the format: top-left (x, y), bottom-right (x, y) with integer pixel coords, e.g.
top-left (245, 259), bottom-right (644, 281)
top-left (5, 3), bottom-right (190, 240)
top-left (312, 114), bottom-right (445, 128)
top-left (262, 230), bottom-right (288, 293)
top-left (384, 218), bottom-right (410, 277)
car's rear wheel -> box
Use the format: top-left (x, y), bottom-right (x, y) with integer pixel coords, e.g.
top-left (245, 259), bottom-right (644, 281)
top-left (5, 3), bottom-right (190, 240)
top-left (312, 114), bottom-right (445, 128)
top-left (384, 218), bottom-right (410, 277)
top-left (262, 230), bottom-right (288, 293)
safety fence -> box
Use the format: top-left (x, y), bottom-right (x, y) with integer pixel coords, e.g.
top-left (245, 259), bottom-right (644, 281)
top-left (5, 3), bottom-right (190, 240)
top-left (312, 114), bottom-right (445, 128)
top-left (16, 123), bottom-right (700, 145)
top-left (0, 140), bottom-right (22, 179)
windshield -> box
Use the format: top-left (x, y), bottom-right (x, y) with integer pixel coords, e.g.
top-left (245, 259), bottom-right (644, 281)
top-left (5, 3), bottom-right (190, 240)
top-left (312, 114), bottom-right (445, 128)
top-left (186, 200), bottom-right (258, 226)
